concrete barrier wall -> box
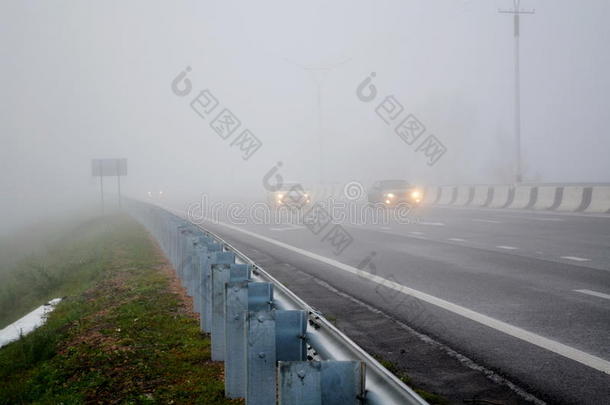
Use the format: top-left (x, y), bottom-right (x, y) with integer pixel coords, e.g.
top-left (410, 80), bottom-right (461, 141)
top-left (488, 185), bottom-right (513, 208)
top-left (510, 186), bottom-right (536, 209)
top-left (470, 186), bottom-right (492, 207)
top-left (454, 186), bottom-right (474, 206)
top-left (422, 184), bottom-right (609, 213)
top-left (556, 186), bottom-right (586, 212)
top-left (584, 186), bottom-right (610, 213)
top-left (533, 186), bottom-right (561, 210)
top-left (437, 186), bottom-right (456, 205)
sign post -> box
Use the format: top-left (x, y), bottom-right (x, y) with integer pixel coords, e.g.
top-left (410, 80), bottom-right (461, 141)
top-left (92, 158), bottom-right (128, 213)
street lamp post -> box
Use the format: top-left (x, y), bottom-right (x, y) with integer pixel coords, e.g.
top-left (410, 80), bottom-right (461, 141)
top-left (499, 0), bottom-right (535, 184)
top-left (281, 57), bottom-right (351, 185)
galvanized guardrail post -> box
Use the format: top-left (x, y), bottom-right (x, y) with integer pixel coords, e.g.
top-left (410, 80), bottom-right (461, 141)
top-left (196, 243), bottom-right (222, 330)
top-left (245, 309), bottom-right (308, 405)
top-left (192, 243), bottom-right (205, 314)
top-left (201, 251), bottom-right (235, 333)
top-left (225, 281), bottom-right (274, 398)
top-left (184, 234), bottom-right (200, 296)
top-left (246, 310), bottom-right (277, 405)
top-left (211, 263), bottom-right (251, 361)
top-left (278, 360), bottom-right (366, 404)
top-left (275, 310), bottom-right (308, 362)
top-left (190, 236), bottom-right (217, 313)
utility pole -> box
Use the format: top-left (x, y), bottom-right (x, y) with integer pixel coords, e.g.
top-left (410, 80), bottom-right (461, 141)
top-left (499, 0), bottom-right (534, 184)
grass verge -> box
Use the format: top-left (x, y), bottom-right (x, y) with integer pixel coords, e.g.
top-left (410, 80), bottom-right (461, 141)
top-left (0, 214), bottom-right (240, 404)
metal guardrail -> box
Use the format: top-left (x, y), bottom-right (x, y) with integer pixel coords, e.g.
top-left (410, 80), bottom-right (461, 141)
top-left (128, 200), bottom-right (429, 405)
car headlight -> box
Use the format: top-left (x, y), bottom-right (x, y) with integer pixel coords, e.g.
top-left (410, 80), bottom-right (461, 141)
top-left (385, 193), bottom-right (395, 198)
top-left (277, 193), bottom-right (284, 199)
top-left (411, 190), bottom-right (421, 199)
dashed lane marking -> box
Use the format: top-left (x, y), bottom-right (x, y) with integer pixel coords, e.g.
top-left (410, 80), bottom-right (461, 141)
top-left (574, 289), bottom-right (610, 300)
top-left (472, 219), bottom-right (502, 224)
top-left (560, 256), bottom-right (590, 262)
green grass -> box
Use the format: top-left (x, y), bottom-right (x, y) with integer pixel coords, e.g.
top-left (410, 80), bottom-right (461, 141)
top-left (0, 214), bottom-right (240, 404)
top-left (0, 214), bottom-right (113, 328)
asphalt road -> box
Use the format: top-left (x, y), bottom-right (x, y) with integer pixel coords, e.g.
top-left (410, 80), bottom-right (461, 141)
top-left (180, 201), bottom-right (610, 404)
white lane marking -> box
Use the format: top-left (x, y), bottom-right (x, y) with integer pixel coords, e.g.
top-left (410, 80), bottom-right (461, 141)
top-left (380, 226), bottom-right (392, 230)
top-left (418, 221), bottom-right (445, 226)
top-left (449, 238), bottom-right (466, 242)
top-left (531, 217), bottom-right (565, 222)
top-left (269, 225), bottom-right (305, 231)
top-left (409, 231), bottom-right (424, 236)
top-left (501, 215), bottom-right (566, 222)
top-left (472, 219), bottom-right (502, 224)
top-left (496, 245), bottom-right (518, 250)
top-left (561, 256), bottom-right (590, 262)
top-left (574, 289), bottom-right (610, 301)
top-left (202, 218), bottom-right (610, 375)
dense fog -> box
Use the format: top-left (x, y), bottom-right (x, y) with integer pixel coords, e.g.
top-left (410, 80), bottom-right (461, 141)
top-left (1, 0), bottom-right (609, 234)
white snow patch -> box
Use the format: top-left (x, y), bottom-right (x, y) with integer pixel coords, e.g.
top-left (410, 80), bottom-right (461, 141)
top-left (0, 298), bottom-right (63, 349)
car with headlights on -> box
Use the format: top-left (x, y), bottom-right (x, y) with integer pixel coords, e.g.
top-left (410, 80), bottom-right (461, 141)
top-left (268, 182), bottom-right (312, 209)
top-left (367, 180), bottom-right (423, 206)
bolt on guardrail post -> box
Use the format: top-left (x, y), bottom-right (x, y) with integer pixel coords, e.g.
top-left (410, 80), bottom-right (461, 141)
top-left (225, 281), bottom-right (273, 398)
top-left (278, 361), bottom-right (366, 405)
top-left (210, 264), bottom-right (251, 361)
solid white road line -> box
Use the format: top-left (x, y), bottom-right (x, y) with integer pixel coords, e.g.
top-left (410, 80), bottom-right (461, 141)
top-left (472, 219), bottom-right (502, 224)
top-left (561, 256), bottom-right (591, 262)
top-left (531, 217), bottom-right (565, 222)
top-left (501, 215), bottom-right (566, 222)
top-left (418, 221), bottom-right (445, 226)
top-left (496, 245), bottom-right (518, 250)
top-left (409, 231), bottom-right (424, 235)
top-left (204, 218), bottom-right (610, 375)
top-left (269, 224), bottom-right (306, 231)
top-left (574, 289), bottom-right (610, 301)
top-left (449, 238), bottom-right (466, 242)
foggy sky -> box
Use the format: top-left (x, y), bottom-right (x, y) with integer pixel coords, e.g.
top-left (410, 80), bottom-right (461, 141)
top-left (1, 0), bottom-right (609, 233)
